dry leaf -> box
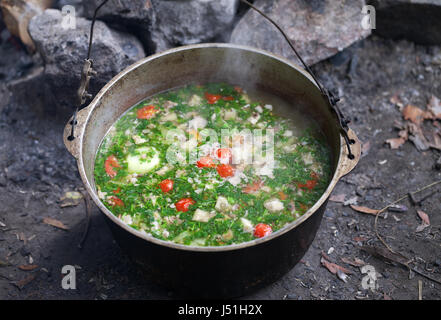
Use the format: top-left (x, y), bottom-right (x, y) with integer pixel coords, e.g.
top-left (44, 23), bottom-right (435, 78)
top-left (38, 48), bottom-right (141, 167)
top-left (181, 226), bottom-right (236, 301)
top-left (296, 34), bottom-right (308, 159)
top-left (417, 210), bottom-right (430, 225)
top-left (361, 141), bottom-right (371, 155)
top-left (18, 265), bottom-right (38, 271)
top-left (321, 257), bottom-right (352, 275)
top-left (416, 210), bottom-right (430, 232)
top-left (386, 137), bottom-right (406, 149)
top-left (428, 95), bottom-right (441, 119)
top-left (407, 122), bottom-right (430, 151)
top-left (329, 194), bottom-right (345, 203)
top-left (402, 105), bottom-right (432, 125)
top-left (13, 274), bottom-right (36, 290)
top-left (350, 205), bottom-right (380, 216)
top-left (43, 217), bottom-right (68, 230)
top-left (341, 257), bottom-right (365, 267)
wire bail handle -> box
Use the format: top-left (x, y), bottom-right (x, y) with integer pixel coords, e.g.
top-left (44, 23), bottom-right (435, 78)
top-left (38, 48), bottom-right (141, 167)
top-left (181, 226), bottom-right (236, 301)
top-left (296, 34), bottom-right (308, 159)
top-left (239, 0), bottom-right (355, 159)
top-left (67, 0), bottom-right (109, 141)
top-left (68, 0), bottom-right (355, 159)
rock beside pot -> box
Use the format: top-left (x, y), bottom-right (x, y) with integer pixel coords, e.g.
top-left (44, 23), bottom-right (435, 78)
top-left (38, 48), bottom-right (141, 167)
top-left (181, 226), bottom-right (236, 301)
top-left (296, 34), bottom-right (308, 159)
top-left (150, 0), bottom-right (239, 52)
top-left (82, 0), bottom-right (239, 53)
top-left (230, 0), bottom-right (371, 66)
top-left (82, 0), bottom-right (154, 53)
top-left (28, 9), bottom-right (145, 113)
top-left (367, 0), bottom-right (441, 45)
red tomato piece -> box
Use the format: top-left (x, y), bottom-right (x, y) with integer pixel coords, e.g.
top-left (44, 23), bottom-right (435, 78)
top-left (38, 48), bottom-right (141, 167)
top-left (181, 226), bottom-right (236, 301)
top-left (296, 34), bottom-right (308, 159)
top-left (297, 180), bottom-right (317, 190)
top-left (109, 196), bottom-right (124, 207)
top-left (137, 105), bottom-right (159, 119)
top-left (175, 198), bottom-right (196, 212)
top-left (254, 223), bottom-right (272, 238)
top-left (216, 148), bottom-right (232, 163)
top-left (197, 156), bottom-right (216, 168)
top-left (234, 86), bottom-right (243, 94)
top-left (204, 92), bottom-right (222, 104)
top-left (297, 171), bottom-right (319, 190)
top-left (242, 179), bottom-right (263, 194)
top-left (159, 179), bottom-right (174, 193)
top-left (217, 164), bottom-right (234, 178)
top-left (113, 187), bottom-right (121, 194)
top-left (105, 155), bottom-right (121, 178)
top-left (222, 96), bottom-right (234, 101)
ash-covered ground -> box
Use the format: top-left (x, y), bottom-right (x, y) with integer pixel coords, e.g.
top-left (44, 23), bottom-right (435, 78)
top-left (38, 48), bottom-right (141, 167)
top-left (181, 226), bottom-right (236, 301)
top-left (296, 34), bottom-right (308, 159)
top-left (0, 36), bottom-right (440, 300)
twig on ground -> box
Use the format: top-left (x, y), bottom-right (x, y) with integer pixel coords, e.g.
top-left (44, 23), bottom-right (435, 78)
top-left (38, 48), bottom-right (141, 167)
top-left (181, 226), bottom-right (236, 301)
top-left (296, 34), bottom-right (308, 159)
top-left (374, 180), bottom-right (441, 253)
top-left (360, 246), bottom-right (441, 285)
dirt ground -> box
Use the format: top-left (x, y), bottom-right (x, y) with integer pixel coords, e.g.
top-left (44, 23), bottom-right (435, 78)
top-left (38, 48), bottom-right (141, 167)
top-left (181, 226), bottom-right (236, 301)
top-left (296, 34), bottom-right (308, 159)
top-left (0, 35), bottom-right (440, 300)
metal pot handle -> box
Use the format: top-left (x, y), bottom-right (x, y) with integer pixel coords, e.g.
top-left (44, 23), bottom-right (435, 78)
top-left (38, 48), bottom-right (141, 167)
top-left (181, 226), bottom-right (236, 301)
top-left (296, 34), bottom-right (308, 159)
top-left (337, 129), bottom-right (361, 179)
top-left (63, 104), bottom-right (91, 159)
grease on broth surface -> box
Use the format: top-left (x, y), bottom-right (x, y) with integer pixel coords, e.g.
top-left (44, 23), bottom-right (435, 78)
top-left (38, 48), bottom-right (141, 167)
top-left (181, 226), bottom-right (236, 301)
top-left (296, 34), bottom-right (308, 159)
top-left (94, 83), bottom-right (331, 246)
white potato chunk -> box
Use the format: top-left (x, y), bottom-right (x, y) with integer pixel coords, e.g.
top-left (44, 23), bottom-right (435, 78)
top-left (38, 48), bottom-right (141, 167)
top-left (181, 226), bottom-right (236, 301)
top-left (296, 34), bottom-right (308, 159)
top-left (302, 152), bottom-right (314, 165)
top-left (264, 198), bottom-right (285, 212)
top-left (223, 109), bottom-right (237, 120)
top-left (222, 229), bottom-right (234, 241)
top-left (247, 113), bottom-right (261, 125)
top-left (189, 116), bottom-right (207, 129)
top-left (192, 209), bottom-right (212, 223)
top-left (215, 196), bottom-right (232, 212)
top-left (161, 112), bottom-right (177, 122)
top-left (132, 135), bottom-right (147, 144)
top-left (241, 218), bottom-right (254, 233)
top-left (188, 94), bottom-right (202, 107)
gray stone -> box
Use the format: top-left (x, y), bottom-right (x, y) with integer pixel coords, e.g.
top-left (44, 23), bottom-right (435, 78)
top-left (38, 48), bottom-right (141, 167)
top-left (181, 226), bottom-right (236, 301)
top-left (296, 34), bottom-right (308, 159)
top-left (150, 0), bottom-right (239, 52)
top-left (230, 0), bottom-right (371, 66)
top-left (28, 9), bottom-right (145, 112)
top-left (83, 0), bottom-right (239, 53)
top-left (82, 0), bottom-right (154, 53)
top-left (368, 0), bottom-right (441, 45)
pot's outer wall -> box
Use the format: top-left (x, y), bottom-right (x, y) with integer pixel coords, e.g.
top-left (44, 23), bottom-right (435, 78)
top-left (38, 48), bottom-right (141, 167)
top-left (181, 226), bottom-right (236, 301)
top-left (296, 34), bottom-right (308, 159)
top-left (106, 200), bottom-right (327, 298)
top-left (65, 44), bottom-right (360, 298)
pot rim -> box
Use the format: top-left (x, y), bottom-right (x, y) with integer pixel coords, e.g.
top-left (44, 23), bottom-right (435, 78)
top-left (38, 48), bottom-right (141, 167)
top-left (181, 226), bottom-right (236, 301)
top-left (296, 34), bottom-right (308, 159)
top-left (72, 43), bottom-right (359, 252)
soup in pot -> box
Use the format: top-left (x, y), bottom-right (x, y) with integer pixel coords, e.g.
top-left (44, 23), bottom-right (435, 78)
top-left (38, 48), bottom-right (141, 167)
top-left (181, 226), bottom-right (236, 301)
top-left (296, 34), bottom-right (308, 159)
top-left (94, 83), bottom-right (331, 246)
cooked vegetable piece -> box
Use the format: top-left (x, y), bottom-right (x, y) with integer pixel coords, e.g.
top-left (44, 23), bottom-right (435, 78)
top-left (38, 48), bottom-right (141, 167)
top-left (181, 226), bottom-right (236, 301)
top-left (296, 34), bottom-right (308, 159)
top-left (137, 105), bottom-right (159, 119)
top-left (104, 155), bottom-right (120, 178)
top-left (254, 223), bottom-right (272, 238)
top-left (176, 198), bottom-right (196, 212)
top-left (217, 164), bottom-right (235, 178)
top-left (159, 179), bottom-right (174, 193)
top-left (127, 146), bottom-right (160, 174)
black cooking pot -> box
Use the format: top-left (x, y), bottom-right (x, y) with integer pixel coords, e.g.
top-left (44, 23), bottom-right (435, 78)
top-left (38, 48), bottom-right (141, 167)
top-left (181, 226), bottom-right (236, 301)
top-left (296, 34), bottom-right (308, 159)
top-left (64, 43), bottom-right (360, 298)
